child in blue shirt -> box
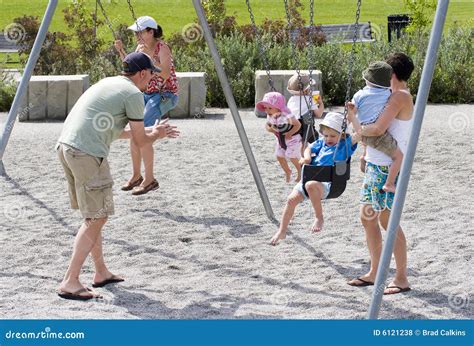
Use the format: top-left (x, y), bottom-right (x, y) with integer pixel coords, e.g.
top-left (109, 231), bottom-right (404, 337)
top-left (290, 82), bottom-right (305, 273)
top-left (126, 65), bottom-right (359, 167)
top-left (271, 112), bottom-right (361, 245)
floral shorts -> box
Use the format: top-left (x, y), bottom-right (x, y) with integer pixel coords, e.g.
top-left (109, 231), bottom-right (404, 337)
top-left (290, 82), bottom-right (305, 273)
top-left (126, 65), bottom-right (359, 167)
top-left (360, 162), bottom-right (397, 211)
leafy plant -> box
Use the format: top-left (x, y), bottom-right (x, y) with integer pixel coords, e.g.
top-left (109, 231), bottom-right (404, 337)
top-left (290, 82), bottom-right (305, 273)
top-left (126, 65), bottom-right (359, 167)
top-left (0, 72), bottom-right (17, 112)
top-left (403, 0), bottom-right (437, 34)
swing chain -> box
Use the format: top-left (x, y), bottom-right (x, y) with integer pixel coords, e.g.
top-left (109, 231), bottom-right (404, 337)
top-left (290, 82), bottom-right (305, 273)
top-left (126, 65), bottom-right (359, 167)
top-left (283, 0), bottom-right (316, 147)
top-left (126, 0), bottom-right (138, 23)
top-left (245, 0), bottom-right (276, 91)
top-left (96, 0), bottom-right (116, 38)
top-left (283, 0), bottom-right (304, 93)
top-left (342, 0), bottom-right (362, 134)
top-left (307, 0), bottom-right (315, 111)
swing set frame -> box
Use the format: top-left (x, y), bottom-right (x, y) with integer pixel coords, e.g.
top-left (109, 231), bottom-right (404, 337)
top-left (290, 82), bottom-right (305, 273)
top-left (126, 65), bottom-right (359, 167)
top-left (0, 0), bottom-right (450, 319)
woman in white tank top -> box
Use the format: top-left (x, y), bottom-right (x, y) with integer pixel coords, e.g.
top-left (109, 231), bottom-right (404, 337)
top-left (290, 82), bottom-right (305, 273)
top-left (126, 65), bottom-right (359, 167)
top-left (347, 53), bottom-right (414, 295)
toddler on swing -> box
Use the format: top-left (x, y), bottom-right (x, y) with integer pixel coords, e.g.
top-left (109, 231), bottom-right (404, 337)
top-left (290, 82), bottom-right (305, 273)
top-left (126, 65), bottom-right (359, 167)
top-left (257, 92), bottom-right (302, 182)
top-left (270, 112), bottom-right (361, 245)
top-left (286, 73), bottom-right (324, 154)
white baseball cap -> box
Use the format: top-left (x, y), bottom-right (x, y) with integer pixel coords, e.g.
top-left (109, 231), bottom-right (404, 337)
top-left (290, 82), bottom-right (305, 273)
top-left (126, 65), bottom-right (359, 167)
top-left (320, 112), bottom-right (344, 133)
top-left (128, 16), bottom-right (158, 32)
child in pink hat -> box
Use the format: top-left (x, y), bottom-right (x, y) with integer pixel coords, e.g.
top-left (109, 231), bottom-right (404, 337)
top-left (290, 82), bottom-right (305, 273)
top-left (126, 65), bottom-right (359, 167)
top-left (256, 92), bottom-right (302, 182)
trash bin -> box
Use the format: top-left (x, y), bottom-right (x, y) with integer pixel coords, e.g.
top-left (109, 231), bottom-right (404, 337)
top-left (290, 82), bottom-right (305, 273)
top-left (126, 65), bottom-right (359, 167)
top-left (387, 14), bottom-right (410, 43)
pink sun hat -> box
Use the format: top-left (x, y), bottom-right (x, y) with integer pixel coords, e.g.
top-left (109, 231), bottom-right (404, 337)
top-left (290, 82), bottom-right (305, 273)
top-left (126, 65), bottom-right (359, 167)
top-left (256, 92), bottom-right (291, 115)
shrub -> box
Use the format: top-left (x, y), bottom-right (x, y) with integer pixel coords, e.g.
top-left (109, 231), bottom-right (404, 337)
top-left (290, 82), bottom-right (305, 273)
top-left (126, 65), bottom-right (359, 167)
top-left (172, 24), bottom-right (473, 107)
top-left (0, 73), bottom-right (17, 112)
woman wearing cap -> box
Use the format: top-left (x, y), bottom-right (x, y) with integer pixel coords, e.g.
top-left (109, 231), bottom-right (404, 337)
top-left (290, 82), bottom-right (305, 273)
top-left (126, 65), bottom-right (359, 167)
top-left (115, 16), bottom-right (179, 195)
top-left (347, 53), bottom-right (414, 295)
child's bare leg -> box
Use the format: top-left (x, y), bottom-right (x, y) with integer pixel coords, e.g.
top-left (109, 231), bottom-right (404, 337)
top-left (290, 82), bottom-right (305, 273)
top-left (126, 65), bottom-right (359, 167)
top-left (277, 156), bottom-right (292, 183)
top-left (305, 181), bottom-right (324, 232)
top-left (270, 190), bottom-right (304, 245)
top-left (383, 147), bottom-right (403, 193)
top-left (289, 158), bottom-right (302, 182)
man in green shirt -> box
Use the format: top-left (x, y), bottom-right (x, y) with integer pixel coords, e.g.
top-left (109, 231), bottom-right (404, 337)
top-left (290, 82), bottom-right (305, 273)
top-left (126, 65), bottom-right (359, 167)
top-left (56, 52), bottom-right (179, 300)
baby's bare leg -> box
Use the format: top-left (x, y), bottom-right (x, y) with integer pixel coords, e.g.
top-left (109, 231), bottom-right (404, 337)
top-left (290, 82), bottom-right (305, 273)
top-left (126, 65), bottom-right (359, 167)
top-left (384, 147), bottom-right (403, 193)
top-left (270, 190), bottom-right (304, 245)
top-left (305, 181), bottom-right (325, 232)
top-left (289, 158), bottom-right (302, 182)
top-left (277, 156), bottom-right (292, 183)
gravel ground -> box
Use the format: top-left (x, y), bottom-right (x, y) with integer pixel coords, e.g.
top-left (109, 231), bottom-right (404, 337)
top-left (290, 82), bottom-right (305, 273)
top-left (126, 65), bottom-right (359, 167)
top-left (0, 104), bottom-right (472, 319)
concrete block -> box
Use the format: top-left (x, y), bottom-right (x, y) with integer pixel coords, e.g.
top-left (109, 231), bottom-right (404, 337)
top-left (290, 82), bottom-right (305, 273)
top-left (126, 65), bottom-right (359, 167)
top-left (17, 93), bottom-right (29, 122)
top-left (28, 80), bottom-right (47, 121)
top-left (67, 75), bottom-right (89, 113)
top-left (169, 72), bottom-right (206, 118)
top-left (47, 79), bottom-right (68, 120)
top-left (17, 75), bottom-right (90, 121)
top-left (255, 70), bottom-right (322, 117)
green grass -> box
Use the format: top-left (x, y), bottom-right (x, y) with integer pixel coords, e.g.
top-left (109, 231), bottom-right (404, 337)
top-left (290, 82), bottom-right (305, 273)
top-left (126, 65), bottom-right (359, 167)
top-left (0, 0), bottom-right (472, 40)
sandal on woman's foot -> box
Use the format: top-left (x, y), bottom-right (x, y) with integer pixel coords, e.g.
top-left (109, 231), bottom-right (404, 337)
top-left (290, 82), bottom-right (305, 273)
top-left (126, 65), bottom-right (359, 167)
top-left (57, 288), bottom-right (102, 301)
top-left (121, 176), bottom-right (143, 191)
top-left (132, 179), bottom-right (159, 196)
top-left (384, 285), bottom-right (411, 295)
top-left (347, 277), bottom-right (374, 287)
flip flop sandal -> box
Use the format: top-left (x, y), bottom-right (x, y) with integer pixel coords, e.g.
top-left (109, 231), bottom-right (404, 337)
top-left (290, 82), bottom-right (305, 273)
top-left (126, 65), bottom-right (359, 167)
top-left (384, 286), bottom-right (411, 295)
top-left (57, 288), bottom-right (102, 301)
top-left (92, 275), bottom-right (125, 288)
top-left (347, 277), bottom-right (375, 287)
top-left (121, 176), bottom-right (143, 191)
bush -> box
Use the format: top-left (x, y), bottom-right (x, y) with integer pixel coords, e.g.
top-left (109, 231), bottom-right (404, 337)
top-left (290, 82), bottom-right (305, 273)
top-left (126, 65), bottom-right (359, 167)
top-left (13, 0), bottom-right (127, 84)
top-left (172, 25), bottom-right (473, 107)
top-left (0, 73), bottom-right (17, 112)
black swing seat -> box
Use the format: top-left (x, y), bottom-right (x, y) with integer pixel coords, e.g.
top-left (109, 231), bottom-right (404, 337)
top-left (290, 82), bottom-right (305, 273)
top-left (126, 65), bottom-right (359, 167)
top-left (302, 159), bottom-right (351, 199)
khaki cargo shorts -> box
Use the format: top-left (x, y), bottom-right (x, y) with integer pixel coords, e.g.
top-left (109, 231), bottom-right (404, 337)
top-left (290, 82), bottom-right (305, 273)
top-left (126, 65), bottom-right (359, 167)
top-left (57, 143), bottom-right (114, 219)
top-left (362, 131), bottom-right (398, 157)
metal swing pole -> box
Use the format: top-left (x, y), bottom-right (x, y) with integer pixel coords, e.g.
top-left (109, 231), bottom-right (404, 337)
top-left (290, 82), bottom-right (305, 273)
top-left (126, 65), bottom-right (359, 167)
top-left (368, 0), bottom-right (450, 319)
top-left (0, 0), bottom-right (58, 176)
top-left (192, 0), bottom-right (276, 222)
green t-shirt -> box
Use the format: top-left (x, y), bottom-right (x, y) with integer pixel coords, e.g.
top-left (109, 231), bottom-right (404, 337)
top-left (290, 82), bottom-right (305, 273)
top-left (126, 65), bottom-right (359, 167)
top-left (58, 76), bottom-right (144, 158)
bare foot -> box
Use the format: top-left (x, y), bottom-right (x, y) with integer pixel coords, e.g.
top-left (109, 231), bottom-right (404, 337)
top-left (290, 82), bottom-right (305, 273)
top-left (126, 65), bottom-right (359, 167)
top-left (270, 230), bottom-right (286, 246)
top-left (347, 274), bottom-right (375, 287)
top-left (310, 218), bottom-right (324, 232)
top-left (93, 271), bottom-right (122, 286)
top-left (58, 281), bottom-right (101, 298)
top-left (384, 279), bottom-right (410, 295)
top-left (284, 170), bottom-right (291, 183)
top-left (383, 183), bottom-right (396, 193)
top-left (295, 171), bottom-right (301, 182)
